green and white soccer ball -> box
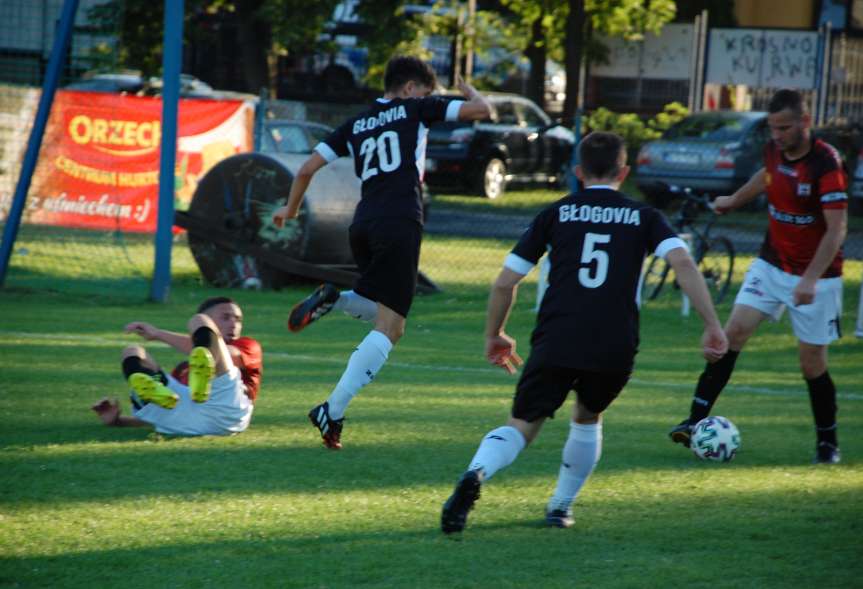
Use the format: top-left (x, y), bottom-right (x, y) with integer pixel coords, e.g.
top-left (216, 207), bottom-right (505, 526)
top-left (691, 416), bottom-right (740, 462)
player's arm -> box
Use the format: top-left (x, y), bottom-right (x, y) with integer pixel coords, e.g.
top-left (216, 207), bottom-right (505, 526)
top-left (273, 152), bottom-right (328, 227)
top-left (666, 248), bottom-right (728, 361)
top-left (454, 75), bottom-right (492, 121)
top-left (794, 208), bottom-right (847, 306)
top-left (226, 344), bottom-right (245, 369)
top-left (91, 398), bottom-right (150, 428)
top-left (713, 167), bottom-right (766, 214)
top-left (124, 322), bottom-right (192, 354)
top-left (485, 266), bottom-right (527, 374)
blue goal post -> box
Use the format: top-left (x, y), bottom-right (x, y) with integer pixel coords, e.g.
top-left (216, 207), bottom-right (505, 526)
top-left (0, 0), bottom-right (80, 287)
top-left (0, 0), bottom-right (184, 303)
top-left (151, 0), bottom-right (184, 302)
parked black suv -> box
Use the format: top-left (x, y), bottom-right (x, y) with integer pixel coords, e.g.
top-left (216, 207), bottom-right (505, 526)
top-left (424, 94), bottom-right (575, 199)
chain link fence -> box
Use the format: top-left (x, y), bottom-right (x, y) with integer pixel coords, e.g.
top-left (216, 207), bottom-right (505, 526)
top-left (0, 0), bottom-right (162, 299)
top-left (0, 2), bottom-right (861, 333)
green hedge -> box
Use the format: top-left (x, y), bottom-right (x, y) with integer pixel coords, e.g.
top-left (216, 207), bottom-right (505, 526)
top-left (584, 102), bottom-right (689, 156)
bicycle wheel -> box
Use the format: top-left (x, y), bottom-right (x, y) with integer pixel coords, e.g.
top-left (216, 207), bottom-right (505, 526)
top-left (641, 254), bottom-right (670, 302)
top-left (698, 236), bottom-right (735, 304)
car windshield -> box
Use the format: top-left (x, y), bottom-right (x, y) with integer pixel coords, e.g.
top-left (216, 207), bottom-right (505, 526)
top-left (663, 115), bottom-right (751, 141)
top-left (305, 124), bottom-right (331, 145)
top-left (266, 123), bottom-right (332, 154)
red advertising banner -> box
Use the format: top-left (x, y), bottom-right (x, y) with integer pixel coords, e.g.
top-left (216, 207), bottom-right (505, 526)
top-left (18, 90), bottom-right (253, 232)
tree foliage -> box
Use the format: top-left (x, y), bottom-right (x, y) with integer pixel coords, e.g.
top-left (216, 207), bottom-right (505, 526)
top-left (84, 0), bottom-right (338, 92)
top-left (586, 0), bottom-right (676, 41)
top-left (499, 0), bottom-right (568, 62)
top-left (356, 1), bottom-right (517, 89)
top-left (584, 101), bottom-right (688, 153)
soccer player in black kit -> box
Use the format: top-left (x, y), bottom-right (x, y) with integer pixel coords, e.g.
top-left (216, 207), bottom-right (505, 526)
top-left (441, 132), bottom-right (729, 534)
top-left (272, 56), bottom-right (491, 450)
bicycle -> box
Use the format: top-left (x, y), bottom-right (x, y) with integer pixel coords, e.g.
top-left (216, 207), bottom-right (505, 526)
top-left (641, 187), bottom-right (735, 304)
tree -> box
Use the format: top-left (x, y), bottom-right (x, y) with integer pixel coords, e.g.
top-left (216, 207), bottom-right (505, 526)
top-left (497, 0), bottom-right (675, 123)
top-left (85, 0), bottom-right (339, 95)
top-left (498, 0), bottom-right (568, 110)
top-left (356, 1), bottom-right (518, 90)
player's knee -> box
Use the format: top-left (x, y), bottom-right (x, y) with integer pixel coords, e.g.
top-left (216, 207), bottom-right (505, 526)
top-left (390, 323), bottom-right (405, 343)
top-left (121, 345), bottom-right (146, 360)
top-left (799, 348), bottom-right (827, 379)
top-left (724, 324), bottom-right (752, 349)
top-left (800, 361), bottom-right (826, 380)
top-left (574, 404), bottom-right (601, 424)
top-left (376, 320), bottom-right (405, 343)
top-left (188, 313), bottom-right (217, 334)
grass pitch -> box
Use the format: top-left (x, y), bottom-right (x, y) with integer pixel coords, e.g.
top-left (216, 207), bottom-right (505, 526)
top-left (1, 260), bottom-right (861, 589)
top-left (1, 182), bottom-right (862, 589)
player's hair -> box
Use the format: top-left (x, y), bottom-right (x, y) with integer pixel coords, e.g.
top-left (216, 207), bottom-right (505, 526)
top-left (768, 89), bottom-right (808, 117)
top-left (384, 56), bottom-right (437, 93)
top-left (197, 296), bottom-right (237, 314)
top-left (578, 132), bottom-right (626, 180)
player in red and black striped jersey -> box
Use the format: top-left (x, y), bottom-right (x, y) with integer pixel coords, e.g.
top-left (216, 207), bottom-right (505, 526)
top-left (670, 89), bottom-right (848, 464)
top-left (760, 135), bottom-right (847, 277)
top-left (271, 56), bottom-right (492, 450)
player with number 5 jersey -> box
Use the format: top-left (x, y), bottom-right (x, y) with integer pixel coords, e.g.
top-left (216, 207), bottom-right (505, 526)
top-left (441, 132), bottom-right (727, 534)
top-left (272, 56), bottom-right (492, 450)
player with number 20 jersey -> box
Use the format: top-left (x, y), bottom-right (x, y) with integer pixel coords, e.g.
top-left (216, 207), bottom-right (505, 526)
top-left (319, 96), bottom-right (459, 226)
top-left (272, 57), bottom-right (492, 450)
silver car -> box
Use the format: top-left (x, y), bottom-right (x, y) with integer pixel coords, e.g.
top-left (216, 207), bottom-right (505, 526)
top-left (185, 120), bottom-right (360, 288)
top-left (635, 111), bottom-right (768, 207)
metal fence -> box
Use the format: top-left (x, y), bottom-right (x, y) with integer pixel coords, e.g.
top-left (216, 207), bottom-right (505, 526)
top-left (0, 2), bottom-right (861, 328)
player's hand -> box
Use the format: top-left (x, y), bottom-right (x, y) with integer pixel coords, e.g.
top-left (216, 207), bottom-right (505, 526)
top-left (91, 397), bottom-right (121, 425)
top-left (711, 195), bottom-right (735, 215)
top-left (701, 325), bottom-right (729, 362)
top-left (486, 333), bottom-right (523, 375)
top-left (124, 321), bottom-right (158, 340)
top-left (792, 277), bottom-right (817, 306)
top-left (272, 205), bottom-right (290, 228)
top-left (455, 75), bottom-right (477, 99)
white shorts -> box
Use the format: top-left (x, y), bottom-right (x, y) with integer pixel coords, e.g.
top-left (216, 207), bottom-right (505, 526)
top-left (133, 366), bottom-right (253, 436)
top-left (734, 258), bottom-right (843, 345)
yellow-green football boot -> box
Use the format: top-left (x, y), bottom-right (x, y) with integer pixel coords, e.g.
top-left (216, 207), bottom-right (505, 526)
top-left (128, 373), bottom-right (178, 409)
top-left (188, 346), bottom-right (216, 403)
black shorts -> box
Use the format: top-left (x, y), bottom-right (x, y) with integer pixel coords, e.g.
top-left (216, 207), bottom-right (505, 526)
top-left (349, 217), bottom-right (422, 318)
top-left (512, 354), bottom-right (631, 421)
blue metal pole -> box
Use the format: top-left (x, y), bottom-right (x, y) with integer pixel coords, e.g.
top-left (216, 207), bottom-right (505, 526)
top-left (254, 87), bottom-right (267, 152)
top-left (568, 109), bottom-right (583, 193)
top-left (0, 0), bottom-right (80, 287)
top-left (150, 0), bottom-right (184, 302)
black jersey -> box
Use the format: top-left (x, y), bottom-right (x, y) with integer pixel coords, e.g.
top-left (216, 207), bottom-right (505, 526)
top-left (316, 96), bottom-right (462, 224)
top-left (509, 188), bottom-right (680, 371)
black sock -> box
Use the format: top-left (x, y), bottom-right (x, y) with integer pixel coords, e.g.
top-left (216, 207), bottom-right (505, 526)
top-left (121, 356), bottom-right (167, 385)
top-left (192, 326), bottom-right (216, 349)
top-left (806, 371), bottom-right (838, 446)
top-left (689, 350), bottom-right (740, 424)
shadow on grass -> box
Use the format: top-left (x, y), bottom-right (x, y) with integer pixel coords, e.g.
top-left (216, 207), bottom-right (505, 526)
top-left (2, 418), bottom-right (846, 508)
top-left (1, 484), bottom-right (861, 589)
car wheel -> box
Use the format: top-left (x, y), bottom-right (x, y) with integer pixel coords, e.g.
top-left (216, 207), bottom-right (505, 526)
top-left (479, 157), bottom-right (507, 199)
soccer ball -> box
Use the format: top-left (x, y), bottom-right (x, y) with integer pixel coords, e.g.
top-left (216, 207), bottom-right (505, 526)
top-left (691, 416), bottom-right (740, 462)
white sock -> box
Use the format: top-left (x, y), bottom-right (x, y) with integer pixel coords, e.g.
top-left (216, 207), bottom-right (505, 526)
top-left (468, 425), bottom-right (526, 480)
top-left (547, 422), bottom-right (602, 513)
top-left (326, 330), bottom-right (392, 419)
top-left (333, 290), bottom-right (378, 322)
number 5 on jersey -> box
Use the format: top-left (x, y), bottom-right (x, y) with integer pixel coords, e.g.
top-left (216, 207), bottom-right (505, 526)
top-left (579, 232), bottom-right (611, 288)
top-left (360, 130), bottom-right (402, 180)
